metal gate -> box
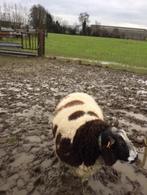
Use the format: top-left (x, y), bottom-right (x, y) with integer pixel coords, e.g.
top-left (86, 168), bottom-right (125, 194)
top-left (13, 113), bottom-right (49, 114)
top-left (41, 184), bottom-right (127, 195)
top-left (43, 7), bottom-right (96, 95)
top-left (0, 31), bottom-right (45, 57)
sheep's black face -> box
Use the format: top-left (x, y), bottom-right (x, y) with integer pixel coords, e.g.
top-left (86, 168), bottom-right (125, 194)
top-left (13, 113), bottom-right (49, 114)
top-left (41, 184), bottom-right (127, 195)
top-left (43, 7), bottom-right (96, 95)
top-left (99, 130), bottom-right (118, 166)
top-left (100, 129), bottom-right (138, 166)
top-left (112, 134), bottom-right (130, 161)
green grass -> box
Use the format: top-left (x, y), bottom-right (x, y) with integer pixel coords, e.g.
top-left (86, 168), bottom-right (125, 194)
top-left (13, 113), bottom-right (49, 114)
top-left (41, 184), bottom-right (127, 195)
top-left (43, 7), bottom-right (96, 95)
top-left (45, 33), bottom-right (147, 74)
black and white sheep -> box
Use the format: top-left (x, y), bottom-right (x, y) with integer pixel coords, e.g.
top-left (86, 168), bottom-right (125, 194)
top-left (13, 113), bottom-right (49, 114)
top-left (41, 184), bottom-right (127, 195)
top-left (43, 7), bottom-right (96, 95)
top-left (52, 92), bottom-right (138, 177)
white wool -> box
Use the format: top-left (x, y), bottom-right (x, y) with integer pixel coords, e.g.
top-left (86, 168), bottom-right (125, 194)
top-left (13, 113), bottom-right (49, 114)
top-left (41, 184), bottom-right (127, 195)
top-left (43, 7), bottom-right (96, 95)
top-left (53, 92), bottom-right (104, 140)
top-left (74, 157), bottom-right (104, 178)
top-left (56, 92), bottom-right (100, 110)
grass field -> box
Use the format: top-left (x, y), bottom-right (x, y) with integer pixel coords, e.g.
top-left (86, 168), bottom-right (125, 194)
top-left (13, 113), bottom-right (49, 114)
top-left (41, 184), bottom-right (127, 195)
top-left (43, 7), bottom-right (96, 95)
top-left (46, 33), bottom-right (147, 74)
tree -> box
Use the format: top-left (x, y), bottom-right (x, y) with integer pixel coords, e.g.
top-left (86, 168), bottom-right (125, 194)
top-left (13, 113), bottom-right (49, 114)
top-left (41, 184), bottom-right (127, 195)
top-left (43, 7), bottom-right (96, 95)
top-left (79, 12), bottom-right (89, 35)
top-left (29, 4), bottom-right (47, 29)
top-left (46, 12), bottom-right (53, 32)
top-left (0, 3), bottom-right (28, 29)
top-left (112, 28), bottom-right (120, 38)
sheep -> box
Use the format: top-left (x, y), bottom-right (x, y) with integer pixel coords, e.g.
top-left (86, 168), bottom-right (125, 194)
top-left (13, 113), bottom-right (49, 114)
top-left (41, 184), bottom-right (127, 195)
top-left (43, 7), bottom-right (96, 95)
top-left (52, 92), bottom-right (138, 177)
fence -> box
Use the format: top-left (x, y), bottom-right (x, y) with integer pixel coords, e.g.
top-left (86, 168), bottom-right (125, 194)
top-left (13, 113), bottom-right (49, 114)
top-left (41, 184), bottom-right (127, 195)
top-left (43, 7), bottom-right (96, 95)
top-left (0, 31), bottom-right (45, 57)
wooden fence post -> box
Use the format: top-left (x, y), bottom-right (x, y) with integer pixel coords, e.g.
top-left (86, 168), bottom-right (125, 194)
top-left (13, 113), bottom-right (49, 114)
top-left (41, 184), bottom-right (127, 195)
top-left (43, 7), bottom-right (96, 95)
top-left (38, 30), bottom-right (45, 57)
top-left (21, 33), bottom-right (23, 49)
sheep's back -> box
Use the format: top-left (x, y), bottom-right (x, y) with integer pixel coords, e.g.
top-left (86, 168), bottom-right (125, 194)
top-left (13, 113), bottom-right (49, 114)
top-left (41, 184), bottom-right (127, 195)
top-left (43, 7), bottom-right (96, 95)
top-left (53, 92), bottom-right (104, 140)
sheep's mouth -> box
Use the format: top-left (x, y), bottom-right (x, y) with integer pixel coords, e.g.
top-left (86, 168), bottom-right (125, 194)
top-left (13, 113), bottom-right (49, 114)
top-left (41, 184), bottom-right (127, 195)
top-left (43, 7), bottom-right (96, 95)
top-left (128, 154), bottom-right (138, 164)
top-left (102, 151), bottom-right (117, 166)
top-left (104, 159), bottom-right (116, 166)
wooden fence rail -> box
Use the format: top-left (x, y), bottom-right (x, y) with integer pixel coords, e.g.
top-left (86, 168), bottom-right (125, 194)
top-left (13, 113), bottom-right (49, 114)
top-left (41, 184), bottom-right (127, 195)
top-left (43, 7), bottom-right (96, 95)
top-left (0, 31), bottom-right (45, 57)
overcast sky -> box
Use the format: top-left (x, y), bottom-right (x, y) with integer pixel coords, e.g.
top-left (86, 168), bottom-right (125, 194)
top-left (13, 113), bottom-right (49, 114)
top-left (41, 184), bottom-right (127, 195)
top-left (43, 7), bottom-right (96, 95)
top-left (0, 0), bottom-right (147, 29)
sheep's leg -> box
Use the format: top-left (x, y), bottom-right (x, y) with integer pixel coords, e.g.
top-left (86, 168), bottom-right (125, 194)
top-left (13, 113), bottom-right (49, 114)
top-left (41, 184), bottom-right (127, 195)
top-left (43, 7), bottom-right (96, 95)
top-left (81, 177), bottom-right (88, 195)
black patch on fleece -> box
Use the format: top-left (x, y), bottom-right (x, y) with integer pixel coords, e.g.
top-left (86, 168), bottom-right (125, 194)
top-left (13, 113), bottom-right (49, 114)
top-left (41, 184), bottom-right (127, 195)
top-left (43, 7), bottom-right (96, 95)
top-left (56, 133), bottom-right (62, 146)
top-left (56, 119), bottom-right (110, 167)
top-left (87, 111), bottom-right (98, 118)
top-left (52, 125), bottom-right (58, 137)
top-left (56, 137), bottom-right (83, 166)
top-left (68, 111), bottom-right (85, 120)
top-left (55, 100), bottom-right (84, 114)
top-left (73, 119), bottom-right (110, 166)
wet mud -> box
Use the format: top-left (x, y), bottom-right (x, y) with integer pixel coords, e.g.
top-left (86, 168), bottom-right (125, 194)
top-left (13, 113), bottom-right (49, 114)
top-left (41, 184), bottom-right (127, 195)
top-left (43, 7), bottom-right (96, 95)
top-left (0, 57), bottom-right (147, 195)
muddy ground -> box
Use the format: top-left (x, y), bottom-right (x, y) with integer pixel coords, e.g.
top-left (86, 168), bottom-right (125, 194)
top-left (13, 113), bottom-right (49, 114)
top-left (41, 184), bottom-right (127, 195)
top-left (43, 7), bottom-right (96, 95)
top-left (0, 56), bottom-right (147, 195)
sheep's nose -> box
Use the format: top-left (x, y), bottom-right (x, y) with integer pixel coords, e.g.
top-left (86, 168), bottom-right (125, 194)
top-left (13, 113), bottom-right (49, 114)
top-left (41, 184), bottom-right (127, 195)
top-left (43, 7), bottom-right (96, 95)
top-left (130, 154), bottom-right (138, 164)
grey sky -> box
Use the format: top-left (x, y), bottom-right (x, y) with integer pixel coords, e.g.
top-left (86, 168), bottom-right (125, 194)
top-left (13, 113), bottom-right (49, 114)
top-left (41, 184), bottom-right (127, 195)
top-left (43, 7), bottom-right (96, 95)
top-left (0, 0), bottom-right (147, 28)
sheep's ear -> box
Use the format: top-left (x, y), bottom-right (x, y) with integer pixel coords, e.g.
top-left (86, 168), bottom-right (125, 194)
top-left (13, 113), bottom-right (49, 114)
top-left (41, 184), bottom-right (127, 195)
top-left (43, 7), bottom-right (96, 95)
top-left (106, 136), bottom-right (115, 148)
top-left (110, 136), bottom-right (115, 145)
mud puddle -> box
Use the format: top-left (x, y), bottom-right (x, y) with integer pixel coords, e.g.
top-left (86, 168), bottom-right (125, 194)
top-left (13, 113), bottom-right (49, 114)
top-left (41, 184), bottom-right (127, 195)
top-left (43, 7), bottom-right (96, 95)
top-left (121, 110), bottom-right (147, 121)
top-left (87, 141), bottom-right (147, 195)
top-left (119, 119), bottom-right (147, 132)
top-left (88, 163), bottom-right (147, 195)
top-left (114, 162), bottom-right (147, 194)
top-left (113, 108), bottom-right (147, 134)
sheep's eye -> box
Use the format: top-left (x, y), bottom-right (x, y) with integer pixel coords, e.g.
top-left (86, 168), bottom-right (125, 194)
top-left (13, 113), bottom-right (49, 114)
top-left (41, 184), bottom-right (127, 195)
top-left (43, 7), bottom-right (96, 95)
top-left (120, 141), bottom-right (126, 146)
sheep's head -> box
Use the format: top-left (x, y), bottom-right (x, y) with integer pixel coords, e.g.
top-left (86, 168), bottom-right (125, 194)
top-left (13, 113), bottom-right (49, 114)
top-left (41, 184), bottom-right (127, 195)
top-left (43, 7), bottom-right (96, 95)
top-left (99, 128), bottom-right (138, 166)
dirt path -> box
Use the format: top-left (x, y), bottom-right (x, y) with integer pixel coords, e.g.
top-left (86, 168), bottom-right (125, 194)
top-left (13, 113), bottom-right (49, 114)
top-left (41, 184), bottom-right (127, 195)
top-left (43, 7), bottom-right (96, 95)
top-left (0, 57), bottom-right (147, 195)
